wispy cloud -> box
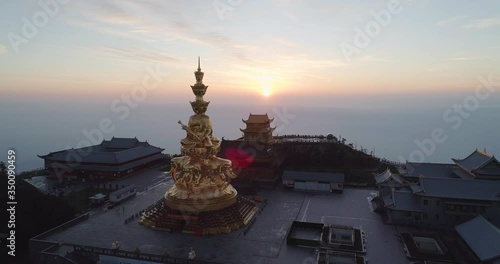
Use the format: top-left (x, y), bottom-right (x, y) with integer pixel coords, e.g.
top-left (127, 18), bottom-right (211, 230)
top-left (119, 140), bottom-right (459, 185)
top-left (358, 55), bottom-right (389, 62)
top-left (463, 17), bottom-right (500, 29)
top-left (213, 54), bottom-right (347, 83)
top-left (88, 46), bottom-right (182, 64)
top-left (67, 1), bottom-right (257, 64)
top-left (436, 15), bottom-right (468, 26)
top-left (0, 45), bottom-right (7, 55)
top-left (447, 56), bottom-right (492, 61)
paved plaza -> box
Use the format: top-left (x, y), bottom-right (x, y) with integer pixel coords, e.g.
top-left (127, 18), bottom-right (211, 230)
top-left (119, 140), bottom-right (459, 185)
top-left (37, 168), bottom-right (410, 263)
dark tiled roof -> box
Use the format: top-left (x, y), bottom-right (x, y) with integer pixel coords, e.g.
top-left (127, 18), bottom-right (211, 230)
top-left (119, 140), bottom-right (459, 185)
top-left (452, 150), bottom-right (495, 171)
top-left (39, 138), bottom-right (164, 165)
top-left (449, 167), bottom-right (475, 180)
top-left (101, 137), bottom-right (141, 149)
top-left (240, 127), bottom-right (275, 133)
top-left (114, 146), bottom-right (160, 163)
top-left (48, 154), bottom-right (164, 172)
top-left (282, 170), bottom-right (344, 183)
top-left (408, 183), bottom-right (423, 193)
top-left (455, 215), bottom-right (500, 262)
top-left (388, 190), bottom-right (421, 212)
top-left (374, 168), bottom-right (404, 185)
top-left (417, 177), bottom-right (500, 201)
top-left (404, 162), bottom-right (458, 179)
top-left (243, 113), bottom-right (273, 124)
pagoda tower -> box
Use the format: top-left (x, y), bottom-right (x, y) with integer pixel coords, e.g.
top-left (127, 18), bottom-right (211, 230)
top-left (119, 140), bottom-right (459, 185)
top-left (240, 113), bottom-right (276, 144)
top-left (140, 58), bottom-right (258, 235)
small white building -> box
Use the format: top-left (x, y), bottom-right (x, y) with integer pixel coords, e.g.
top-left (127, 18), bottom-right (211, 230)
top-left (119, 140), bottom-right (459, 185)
top-left (282, 170), bottom-right (344, 192)
top-left (88, 193), bottom-right (107, 205)
top-left (109, 184), bottom-right (136, 203)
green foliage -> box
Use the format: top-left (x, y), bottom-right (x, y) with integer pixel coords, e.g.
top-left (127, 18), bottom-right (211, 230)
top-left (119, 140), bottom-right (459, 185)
top-left (0, 161), bottom-right (6, 175)
top-left (18, 167), bottom-right (47, 179)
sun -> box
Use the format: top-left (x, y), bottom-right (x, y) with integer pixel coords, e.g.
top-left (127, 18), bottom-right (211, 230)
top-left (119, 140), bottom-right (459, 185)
top-left (262, 86), bottom-right (272, 97)
top-left (254, 74), bottom-right (275, 97)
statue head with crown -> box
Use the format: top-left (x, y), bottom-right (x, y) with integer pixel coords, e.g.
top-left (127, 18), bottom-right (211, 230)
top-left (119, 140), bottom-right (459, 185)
top-left (190, 100), bottom-right (209, 115)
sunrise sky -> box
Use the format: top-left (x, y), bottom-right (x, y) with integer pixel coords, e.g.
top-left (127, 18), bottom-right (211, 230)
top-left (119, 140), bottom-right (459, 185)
top-left (1, 0), bottom-right (499, 107)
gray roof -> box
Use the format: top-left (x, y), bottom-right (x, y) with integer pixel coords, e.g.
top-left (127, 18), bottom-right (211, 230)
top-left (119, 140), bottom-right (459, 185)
top-left (450, 167), bottom-right (475, 180)
top-left (243, 113), bottom-right (273, 124)
top-left (455, 215), bottom-right (500, 261)
top-left (89, 193), bottom-right (106, 200)
top-left (39, 138), bottom-right (164, 165)
top-left (417, 177), bottom-right (500, 201)
top-left (374, 168), bottom-right (404, 186)
top-left (408, 183), bottom-right (423, 193)
top-left (101, 137), bottom-right (141, 149)
top-left (47, 153), bottom-right (164, 172)
top-left (404, 162), bottom-right (458, 179)
top-left (474, 161), bottom-right (500, 176)
top-left (388, 190), bottom-right (421, 212)
top-left (282, 170), bottom-right (344, 183)
top-left (452, 150), bottom-right (496, 171)
top-left (382, 193), bottom-right (393, 207)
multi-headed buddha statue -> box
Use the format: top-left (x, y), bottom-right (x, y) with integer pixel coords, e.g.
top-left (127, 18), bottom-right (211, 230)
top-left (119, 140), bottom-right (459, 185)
top-left (165, 58), bottom-right (237, 209)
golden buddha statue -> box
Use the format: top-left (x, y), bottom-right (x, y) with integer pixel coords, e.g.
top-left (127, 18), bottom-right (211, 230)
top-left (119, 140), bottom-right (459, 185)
top-left (165, 58), bottom-right (237, 210)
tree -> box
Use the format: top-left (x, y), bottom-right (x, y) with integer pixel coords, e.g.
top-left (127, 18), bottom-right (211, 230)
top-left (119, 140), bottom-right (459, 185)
top-left (0, 161), bottom-right (6, 176)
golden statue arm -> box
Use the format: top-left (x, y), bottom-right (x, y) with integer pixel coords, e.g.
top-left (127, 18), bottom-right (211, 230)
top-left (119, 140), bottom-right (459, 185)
top-left (178, 120), bottom-right (202, 140)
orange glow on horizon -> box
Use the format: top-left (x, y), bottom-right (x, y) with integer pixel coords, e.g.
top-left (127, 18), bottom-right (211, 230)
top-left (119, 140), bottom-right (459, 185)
top-left (252, 74), bottom-right (277, 98)
top-left (261, 86), bottom-right (272, 97)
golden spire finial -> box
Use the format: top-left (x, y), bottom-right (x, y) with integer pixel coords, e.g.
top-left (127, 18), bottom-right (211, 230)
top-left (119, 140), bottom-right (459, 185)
top-left (194, 57), bottom-right (204, 85)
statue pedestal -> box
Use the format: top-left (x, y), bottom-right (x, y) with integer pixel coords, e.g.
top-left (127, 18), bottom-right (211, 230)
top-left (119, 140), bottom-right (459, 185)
top-left (165, 185), bottom-right (238, 212)
top-left (141, 194), bottom-right (258, 235)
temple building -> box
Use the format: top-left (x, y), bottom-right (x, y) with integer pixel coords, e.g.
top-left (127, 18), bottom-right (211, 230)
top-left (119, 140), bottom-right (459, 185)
top-left (373, 149), bottom-right (500, 227)
top-left (38, 137), bottom-right (166, 180)
top-left (452, 148), bottom-right (500, 180)
top-left (219, 113), bottom-right (284, 187)
top-left (240, 114), bottom-right (275, 143)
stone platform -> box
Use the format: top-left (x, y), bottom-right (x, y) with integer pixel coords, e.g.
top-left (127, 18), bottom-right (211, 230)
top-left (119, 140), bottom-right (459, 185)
top-left (140, 196), bottom-right (258, 235)
top-left (165, 185), bottom-right (238, 212)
